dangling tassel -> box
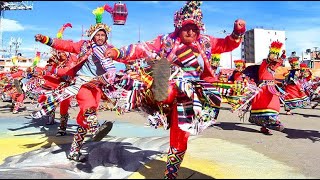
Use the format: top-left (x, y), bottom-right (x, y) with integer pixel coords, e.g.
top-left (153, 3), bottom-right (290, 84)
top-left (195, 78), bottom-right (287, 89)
top-left (67, 126), bottom-right (87, 161)
top-left (164, 146), bottom-right (186, 179)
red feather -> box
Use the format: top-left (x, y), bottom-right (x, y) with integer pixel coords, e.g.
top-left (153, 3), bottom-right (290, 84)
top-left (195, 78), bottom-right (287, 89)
top-left (104, 4), bottom-right (113, 14)
top-left (300, 63), bottom-right (308, 68)
top-left (289, 57), bottom-right (298, 64)
top-left (270, 41), bottom-right (283, 49)
top-left (63, 23), bottom-right (72, 28)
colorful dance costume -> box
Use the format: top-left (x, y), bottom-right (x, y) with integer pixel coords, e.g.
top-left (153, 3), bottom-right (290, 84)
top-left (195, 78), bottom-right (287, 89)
top-left (282, 57), bottom-right (310, 114)
top-left (35, 7), bottom-right (117, 161)
top-left (299, 63), bottom-right (320, 109)
top-left (248, 41), bottom-right (285, 135)
top-left (112, 2), bottom-right (245, 178)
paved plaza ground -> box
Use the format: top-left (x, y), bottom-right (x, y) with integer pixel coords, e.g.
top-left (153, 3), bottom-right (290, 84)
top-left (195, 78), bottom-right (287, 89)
top-left (0, 99), bottom-right (319, 179)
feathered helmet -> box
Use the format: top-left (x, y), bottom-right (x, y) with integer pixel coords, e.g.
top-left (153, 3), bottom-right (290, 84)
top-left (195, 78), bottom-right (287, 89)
top-left (86, 6), bottom-right (111, 40)
top-left (300, 63), bottom-right (312, 78)
top-left (288, 57), bottom-right (300, 69)
top-left (234, 59), bottom-right (246, 69)
top-left (300, 63), bottom-right (309, 70)
top-left (49, 47), bottom-right (60, 64)
top-left (47, 54), bottom-right (58, 64)
top-left (211, 53), bottom-right (221, 67)
top-left (173, 1), bottom-right (204, 33)
top-left (26, 66), bottom-right (33, 73)
top-left (269, 41), bottom-right (283, 56)
top-left (10, 65), bottom-right (18, 72)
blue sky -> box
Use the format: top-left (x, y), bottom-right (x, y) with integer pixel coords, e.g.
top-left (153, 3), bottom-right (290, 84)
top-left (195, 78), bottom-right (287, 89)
top-left (1, 1), bottom-right (320, 68)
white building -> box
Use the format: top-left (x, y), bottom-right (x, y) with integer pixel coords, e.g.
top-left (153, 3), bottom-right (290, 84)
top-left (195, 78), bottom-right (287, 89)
top-left (0, 56), bottom-right (47, 72)
top-left (0, 56), bottom-right (33, 72)
top-left (241, 28), bottom-right (286, 64)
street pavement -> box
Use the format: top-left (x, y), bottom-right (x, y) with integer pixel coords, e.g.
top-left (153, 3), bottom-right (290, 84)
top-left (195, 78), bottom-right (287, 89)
top-left (0, 99), bottom-right (319, 179)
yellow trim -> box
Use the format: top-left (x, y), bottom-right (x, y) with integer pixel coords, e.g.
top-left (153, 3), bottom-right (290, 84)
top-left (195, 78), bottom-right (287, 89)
top-left (44, 36), bottom-right (50, 44)
top-left (178, 48), bottom-right (192, 58)
top-left (284, 96), bottom-right (308, 101)
top-left (251, 109), bottom-right (278, 113)
top-left (112, 48), bottom-right (120, 59)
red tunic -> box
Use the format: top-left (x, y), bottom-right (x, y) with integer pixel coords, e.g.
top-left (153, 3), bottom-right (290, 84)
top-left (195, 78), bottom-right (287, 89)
top-left (251, 59), bottom-right (283, 113)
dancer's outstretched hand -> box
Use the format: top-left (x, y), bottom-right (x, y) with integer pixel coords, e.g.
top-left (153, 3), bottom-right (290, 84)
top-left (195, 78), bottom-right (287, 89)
top-left (233, 19), bottom-right (246, 35)
top-left (34, 34), bottom-right (44, 42)
top-left (104, 48), bottom-right (119, 59)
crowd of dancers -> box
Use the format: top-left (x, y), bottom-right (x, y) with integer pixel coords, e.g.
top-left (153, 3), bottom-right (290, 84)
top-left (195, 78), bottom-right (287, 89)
top-left (0, 1), bottom-right (319, 179)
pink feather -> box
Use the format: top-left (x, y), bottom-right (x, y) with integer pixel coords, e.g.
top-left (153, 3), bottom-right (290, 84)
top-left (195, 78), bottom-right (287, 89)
top-left (104, 4), bottom-right (113, 14)
top-left (63, 23), bottom-right (72, 28)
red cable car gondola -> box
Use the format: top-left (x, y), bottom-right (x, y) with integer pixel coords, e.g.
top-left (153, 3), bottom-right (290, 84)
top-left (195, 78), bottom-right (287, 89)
top-left (112, 2), bottom-right (128, 25)
top-left (104, 1), bottom-right (128, 25)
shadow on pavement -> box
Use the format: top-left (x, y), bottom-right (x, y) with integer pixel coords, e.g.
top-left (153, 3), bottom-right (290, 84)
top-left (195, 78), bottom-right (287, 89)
top-left (281, 128), bottom-right (320, 143)
top-left (3, 115), bottom-right (188, 178)
top-left (0, 104), bottom-right (12, 109)
top-left (75, 141), bottom-right (162, 173)
top-left (214, 122), bottom-right (261, 134)
top-left (130, 158), bottom-right (215, 179)
top-left (0, 140), bottom-right (213, 179)
top-left (7, 115), bottom-right (78, 153)
top-left (287, 112), bottom-right (320, 118)
top-left (215, 122), bottom-right (320, 142)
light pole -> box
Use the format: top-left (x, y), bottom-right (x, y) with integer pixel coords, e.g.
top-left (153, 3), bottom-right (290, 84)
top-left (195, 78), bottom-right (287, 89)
top-left (219, 30), bottom-right (233, 68)
top-left (8, 37), bottom-right (22, 56)
top-left (109, 25), bottom-right (113, 44)
top-left (138, 24), bottom-right (140, 43)
top-left (313, 47), bottom-right (318, 68)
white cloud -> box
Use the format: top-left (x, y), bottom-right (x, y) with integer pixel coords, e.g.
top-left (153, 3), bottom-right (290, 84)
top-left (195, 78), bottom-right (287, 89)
top-left (0, 18), bottom-right (50, 33)
top-left (0, 18), bottom-right (24, 32)
top-left (23, 25), bottom-right (50, 32)
top-left (286, 27), bottom-right (320, 54)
